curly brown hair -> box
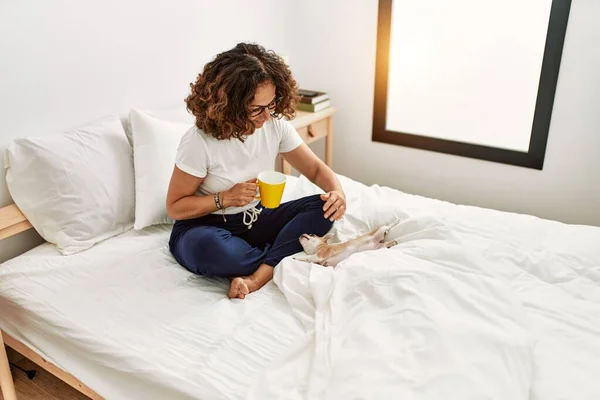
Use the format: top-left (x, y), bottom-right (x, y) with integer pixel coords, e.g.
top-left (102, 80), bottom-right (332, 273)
top-left (184, 42), bottom-right (299, 141)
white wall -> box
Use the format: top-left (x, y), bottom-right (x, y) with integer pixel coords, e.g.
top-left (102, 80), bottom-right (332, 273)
top-left (288, 0), bottom-right (600, 227)
top-left (0, 0), bottom-right (292, 262)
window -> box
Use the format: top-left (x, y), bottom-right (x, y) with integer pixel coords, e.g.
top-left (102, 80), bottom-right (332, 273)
top-left (372, 0), bottom-right (572, 169)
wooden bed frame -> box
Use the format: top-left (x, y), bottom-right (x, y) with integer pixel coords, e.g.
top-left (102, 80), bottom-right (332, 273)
top-left (0, 204), bottom-right (102, 400)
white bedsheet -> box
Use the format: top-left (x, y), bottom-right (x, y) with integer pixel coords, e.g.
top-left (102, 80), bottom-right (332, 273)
top-left (255, 176), bottom-right (600, 400)
top-left (0, 179), bottom-right (310, 400)
top-left (2, 174), bottom-right (600, 400)
top-left (250, 237), bottom-right (534, 399)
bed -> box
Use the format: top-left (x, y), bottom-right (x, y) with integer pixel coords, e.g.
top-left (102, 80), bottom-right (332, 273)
top-left (1, 172), bottom-right (600, 400)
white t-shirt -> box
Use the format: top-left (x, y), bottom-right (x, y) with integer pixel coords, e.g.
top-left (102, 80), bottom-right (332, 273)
top-left (175, 118), bottom-right (303, 215)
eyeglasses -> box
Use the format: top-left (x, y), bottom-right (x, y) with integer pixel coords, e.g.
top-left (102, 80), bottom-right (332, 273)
top-left (249, 97), bottom-right (281, 117)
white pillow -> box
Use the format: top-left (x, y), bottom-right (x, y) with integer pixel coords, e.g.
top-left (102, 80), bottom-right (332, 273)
top-left (5, 115), bottom-right (135, 255)
top-left (129, 109), bottom-right (193, 230)
top-left (124, 106), bottom-right (194, 143)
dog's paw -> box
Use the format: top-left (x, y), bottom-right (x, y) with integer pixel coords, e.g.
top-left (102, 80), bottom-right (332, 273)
top-left (385, 240), bottom-right (398, 248)
top-left (294, 254), bottom-right (322, 264)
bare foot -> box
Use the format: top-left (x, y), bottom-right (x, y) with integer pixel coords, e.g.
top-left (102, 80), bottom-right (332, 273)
top-left (227, 264), bottom-right (273, 299)
top-left (228, 277), bottom-right (251, 299)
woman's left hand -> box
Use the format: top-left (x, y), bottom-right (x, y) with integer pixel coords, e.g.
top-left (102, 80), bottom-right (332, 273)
top-left (321, 190), bottom-right (346, 221)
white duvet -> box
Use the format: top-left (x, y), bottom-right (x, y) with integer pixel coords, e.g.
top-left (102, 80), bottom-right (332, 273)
top-left (1, 174), bottom-right (600, 400)
top-left (251, 175), bottom-right (600, 400)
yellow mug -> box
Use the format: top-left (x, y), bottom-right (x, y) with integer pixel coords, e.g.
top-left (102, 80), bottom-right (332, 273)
top-left (255, 171), bottom-right (286, 208)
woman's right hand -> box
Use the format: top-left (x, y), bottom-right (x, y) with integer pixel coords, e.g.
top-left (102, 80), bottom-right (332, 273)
top-left (221, 178), bottom-right (257, 208)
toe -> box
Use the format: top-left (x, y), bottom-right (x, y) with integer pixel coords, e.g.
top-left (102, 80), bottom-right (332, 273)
top-left (241, 284), bottom-right (250, 295)
top-left (228, 277), bottom-right (251, 299)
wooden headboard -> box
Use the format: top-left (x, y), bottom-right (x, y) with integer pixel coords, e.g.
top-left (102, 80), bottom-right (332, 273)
top-left (0, 204), bottom-right (33, 240)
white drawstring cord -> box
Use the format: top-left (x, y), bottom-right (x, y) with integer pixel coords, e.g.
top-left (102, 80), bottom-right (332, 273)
top-left (243, 207), bottom-right (262, 229)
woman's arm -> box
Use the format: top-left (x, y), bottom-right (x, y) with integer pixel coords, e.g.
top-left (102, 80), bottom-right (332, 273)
top-left (281, 143), bottom-right (346, 221)
top-left (166, 166), bottom-right (259, 221)
top-left (166, 166), bottom-right (218, 221)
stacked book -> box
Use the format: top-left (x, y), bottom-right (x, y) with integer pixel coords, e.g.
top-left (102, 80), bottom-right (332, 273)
top-left (297, 89), bottom-right (331, 112)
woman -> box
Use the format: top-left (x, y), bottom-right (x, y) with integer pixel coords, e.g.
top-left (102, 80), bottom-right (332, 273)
top-left (166, 42), bottom-right (346, 299)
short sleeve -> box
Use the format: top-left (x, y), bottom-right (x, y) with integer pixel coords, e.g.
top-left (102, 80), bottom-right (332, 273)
top-left (277, 119), bottom-right (304, 153)
top-left (175, 127), bottom-right (208, 178)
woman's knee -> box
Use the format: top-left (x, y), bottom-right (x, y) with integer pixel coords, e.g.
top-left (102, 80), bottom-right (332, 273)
top-left (307, 195), bottom-right (334, 229)
top-left (172, 228), bottom-right (226, 275)
top-left (303, 194), bottom-right (327, 210)
top-left (172, 227), bottom-right (260, 277)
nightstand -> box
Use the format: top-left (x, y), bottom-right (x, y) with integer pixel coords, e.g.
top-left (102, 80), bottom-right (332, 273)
top-left (284, 107), bottom-right (337, 175)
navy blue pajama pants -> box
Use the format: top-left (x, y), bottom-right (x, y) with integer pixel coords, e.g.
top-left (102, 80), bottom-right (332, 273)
top-left (169, 195), bottom-right (334, 278)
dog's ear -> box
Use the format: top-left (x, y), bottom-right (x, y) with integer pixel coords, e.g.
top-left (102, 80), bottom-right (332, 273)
top-left (323, 233), bottom-right (334, 242)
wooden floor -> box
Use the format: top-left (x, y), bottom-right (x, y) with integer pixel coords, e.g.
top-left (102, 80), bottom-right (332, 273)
top-left (1, 357), bottom-right (90, 400)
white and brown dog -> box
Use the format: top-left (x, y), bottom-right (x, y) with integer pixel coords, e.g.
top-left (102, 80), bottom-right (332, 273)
top-left (295, 221), bottom-right (400, 267)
